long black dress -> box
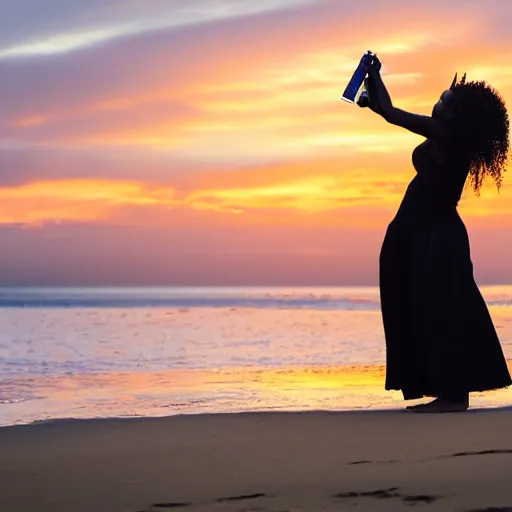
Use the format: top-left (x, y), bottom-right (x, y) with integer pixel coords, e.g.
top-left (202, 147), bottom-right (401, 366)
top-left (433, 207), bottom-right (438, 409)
top-left (380, 138), bottom-right (511, 400)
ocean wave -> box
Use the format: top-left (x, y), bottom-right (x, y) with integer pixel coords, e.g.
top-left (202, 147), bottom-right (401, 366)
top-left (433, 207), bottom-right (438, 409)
top-left (0, 387), bottom-right (44, 405)
top-left (1, 286), bottom-right (510, 310)
top-left (0, 287), bottom-right (381, 310)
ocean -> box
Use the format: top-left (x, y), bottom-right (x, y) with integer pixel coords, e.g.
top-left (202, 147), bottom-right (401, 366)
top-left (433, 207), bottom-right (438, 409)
top-left (1, 286), bottom-right (512, 426)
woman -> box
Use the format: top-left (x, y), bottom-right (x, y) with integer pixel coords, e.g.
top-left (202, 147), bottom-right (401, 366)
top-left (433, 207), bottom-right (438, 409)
top-left (362, 55), bottom-right (511, 412)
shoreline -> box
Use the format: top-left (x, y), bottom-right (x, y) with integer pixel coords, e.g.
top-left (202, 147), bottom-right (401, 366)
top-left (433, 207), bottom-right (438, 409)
top-left (3, 403), bottom-right (512, 430)
top-left (2, 362), bottom-right (512, 427)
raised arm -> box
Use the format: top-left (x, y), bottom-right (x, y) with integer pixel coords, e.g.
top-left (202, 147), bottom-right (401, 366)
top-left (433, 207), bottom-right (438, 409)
top-left (364, 57), bottom-right (450, 143)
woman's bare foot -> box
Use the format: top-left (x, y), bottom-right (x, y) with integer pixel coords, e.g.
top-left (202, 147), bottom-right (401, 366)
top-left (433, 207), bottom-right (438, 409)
top-left (406, 395), bottom-right (469, 414)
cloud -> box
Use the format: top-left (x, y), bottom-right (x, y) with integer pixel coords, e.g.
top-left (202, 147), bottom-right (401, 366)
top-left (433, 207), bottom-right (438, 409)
top-left (0, 145), bottom-right (254, 187)
top-left (0, 0), bottom-right (467, 120)
top-left (0, 0), bottom-right (505, 159)
top-left (0, 0), bottom-right (323, 58)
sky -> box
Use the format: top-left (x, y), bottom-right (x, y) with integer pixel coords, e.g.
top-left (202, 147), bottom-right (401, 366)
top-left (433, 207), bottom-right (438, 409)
top-left (1, 0), bottom-right (512, 286)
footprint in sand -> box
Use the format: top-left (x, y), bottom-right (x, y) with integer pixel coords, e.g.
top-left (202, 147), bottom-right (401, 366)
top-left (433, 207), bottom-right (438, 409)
top-left (145, 493), bottom-right (268, 510)
top-left (333, 487), bottom-right (440, 505)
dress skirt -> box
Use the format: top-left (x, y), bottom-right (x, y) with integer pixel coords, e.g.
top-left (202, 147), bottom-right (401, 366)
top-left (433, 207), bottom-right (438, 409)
top-left (380, 212), bottom-right (511, 400)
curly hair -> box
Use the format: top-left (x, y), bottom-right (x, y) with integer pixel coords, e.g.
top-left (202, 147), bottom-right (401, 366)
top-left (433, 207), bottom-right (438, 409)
top-left (449, 74), bottom-right (510, 195)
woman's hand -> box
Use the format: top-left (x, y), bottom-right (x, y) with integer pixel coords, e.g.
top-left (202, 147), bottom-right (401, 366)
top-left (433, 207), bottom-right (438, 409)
top-left (367, 54), bottom-right (382, 76)
top-left (357, 54), bottom-right (384, 115)
top-left (366, 55), bottom-right (383, 114)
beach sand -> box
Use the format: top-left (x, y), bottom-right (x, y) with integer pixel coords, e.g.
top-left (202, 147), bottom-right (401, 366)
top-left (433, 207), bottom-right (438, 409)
top-left (1, 410), bottom-right (512, 511)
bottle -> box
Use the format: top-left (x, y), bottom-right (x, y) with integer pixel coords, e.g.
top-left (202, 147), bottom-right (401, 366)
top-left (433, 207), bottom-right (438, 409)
top-left (341, 51), bottom-right (374, 104)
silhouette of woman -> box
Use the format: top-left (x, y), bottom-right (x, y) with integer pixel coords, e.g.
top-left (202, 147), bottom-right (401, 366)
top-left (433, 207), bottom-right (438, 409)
top-left (362, 55), bottom-right (511, 412)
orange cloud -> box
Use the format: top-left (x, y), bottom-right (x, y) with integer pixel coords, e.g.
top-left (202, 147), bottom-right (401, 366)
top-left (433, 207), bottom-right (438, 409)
top-left (0, 180), bottom-right (176, 225)
top-left (1, 163), bottom-right (510, 229)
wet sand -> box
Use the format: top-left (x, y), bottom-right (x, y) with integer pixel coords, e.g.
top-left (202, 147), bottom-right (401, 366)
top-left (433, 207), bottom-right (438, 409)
top-left (1, 409), bottom-right (512, 511)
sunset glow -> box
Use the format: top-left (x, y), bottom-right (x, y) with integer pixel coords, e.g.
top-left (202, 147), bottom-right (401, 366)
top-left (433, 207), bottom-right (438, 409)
top-left (1, 0), bottom-right (511, 285)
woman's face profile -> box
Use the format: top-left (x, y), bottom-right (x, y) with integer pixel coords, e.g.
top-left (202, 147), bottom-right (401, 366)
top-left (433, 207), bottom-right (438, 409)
top-left (432, 89), bottom-right (455, 121)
